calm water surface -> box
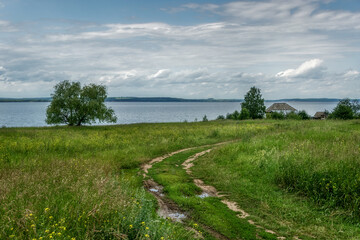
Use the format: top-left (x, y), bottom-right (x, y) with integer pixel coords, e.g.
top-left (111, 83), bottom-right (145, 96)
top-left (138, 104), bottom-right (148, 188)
top-left (0, 101), bottom-right (338, 127)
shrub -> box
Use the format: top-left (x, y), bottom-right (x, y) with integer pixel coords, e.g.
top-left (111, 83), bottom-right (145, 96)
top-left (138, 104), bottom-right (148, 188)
top-left (267, 112), bottom-right (285, 120)
top-left (239, 108), bottom-right (250, 120)
top-left (297, 110), bottom-right (311, 120)
top-left (286, 111), bottom-right (301, 120)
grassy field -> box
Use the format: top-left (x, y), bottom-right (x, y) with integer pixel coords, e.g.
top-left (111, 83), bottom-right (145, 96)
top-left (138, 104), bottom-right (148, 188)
top-left (0, 120), bottom-right (359, 239)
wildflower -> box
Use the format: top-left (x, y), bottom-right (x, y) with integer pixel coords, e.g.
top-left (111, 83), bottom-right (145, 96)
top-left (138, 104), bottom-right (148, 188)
top-left (193, 223), bottom-right (198, 227)
top-left (129, 224), bottom-right (133, 229)
top-left (31, 224), bottom-right (36, 228)
top-left (145, 234), bottom-right (150, 238)
top-left (57, 233), bottom-right (61, 236)
top-left (49, 216), bottom-right (53, 219)
top-left (39, 237), bottom-right (43, 240)
top-left (45, 229), bottom-right (50, 233)
top-left (161, 237), bottom-right (164, 240)
top-left (45, 208), bottom-right (50, 212)
top-left (29, 213), bottom-right (33, 217)
top-left (71, 238), bottom-right (76, 240)
top-left (10, 228), bottom-right (13, 231)
top-left (146, 227), bottom-right (149, 230)
top-left (141, 221), bottom-right (145, 225)
top-left (9, 235), bottom-right (15, 238)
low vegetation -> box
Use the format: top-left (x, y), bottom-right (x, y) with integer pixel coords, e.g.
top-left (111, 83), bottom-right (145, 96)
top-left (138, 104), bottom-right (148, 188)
top-left (0, 122), bottom-right (244, 239)
top-left (193, 120), bottom-right (360, 239)
top-left (1, 120), bottom-right (359, 239)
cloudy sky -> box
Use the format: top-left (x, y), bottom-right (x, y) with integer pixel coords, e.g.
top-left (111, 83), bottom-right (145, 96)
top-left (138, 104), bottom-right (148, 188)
top-left (0, 0), bottom-right (359, 99)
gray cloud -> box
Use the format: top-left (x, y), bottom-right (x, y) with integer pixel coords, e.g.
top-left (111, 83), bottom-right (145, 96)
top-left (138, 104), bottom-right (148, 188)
top-left (0, 0), bottom-right (359, 98)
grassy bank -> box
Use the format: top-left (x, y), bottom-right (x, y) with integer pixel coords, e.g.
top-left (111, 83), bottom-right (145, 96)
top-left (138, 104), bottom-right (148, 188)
top-left (1, 120), bottom-right (359, 239)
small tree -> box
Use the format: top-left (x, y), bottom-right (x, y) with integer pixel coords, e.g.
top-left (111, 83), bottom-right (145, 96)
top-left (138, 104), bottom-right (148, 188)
top-left (46, 80), bottom-right (117, 126)
top-left (329, 98), bottom-right (357, 120)
top-left (241, 86), bottom-right (266, 119)
top-left (202, 115), bottom-right (208, 122)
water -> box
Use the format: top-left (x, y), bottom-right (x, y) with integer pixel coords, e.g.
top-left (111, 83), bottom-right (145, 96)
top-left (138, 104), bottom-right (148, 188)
top-left (0, 101), bottom-right (338, 128)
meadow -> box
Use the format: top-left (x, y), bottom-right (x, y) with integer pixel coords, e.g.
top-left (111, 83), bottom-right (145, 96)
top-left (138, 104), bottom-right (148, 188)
top-left (0, 120), bottom-right (359, 239)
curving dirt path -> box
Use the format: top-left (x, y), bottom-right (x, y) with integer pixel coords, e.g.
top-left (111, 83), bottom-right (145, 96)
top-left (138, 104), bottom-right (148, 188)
top-left (182, 149), bottom-right (288, 240)
top-left (141, 141), bottom-right (291, 240)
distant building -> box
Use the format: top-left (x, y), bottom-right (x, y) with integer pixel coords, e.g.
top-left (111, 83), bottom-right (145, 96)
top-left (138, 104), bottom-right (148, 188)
top-left (313, 111), bottom-right (328, 120)
top-left (266, 103), bottom-right (297, 114)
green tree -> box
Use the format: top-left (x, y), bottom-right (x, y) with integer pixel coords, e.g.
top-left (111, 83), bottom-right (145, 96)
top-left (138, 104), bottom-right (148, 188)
top-left (46, 80), bottom-right (117, 126)
top-left (329, 98), bottom-right (357, 120)
top-left (239, 107), bottom-right (250, 120)
top-left (241, 86), bottom-right (266, 119)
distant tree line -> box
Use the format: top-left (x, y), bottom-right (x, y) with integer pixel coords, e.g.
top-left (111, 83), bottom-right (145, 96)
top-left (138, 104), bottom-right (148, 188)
top-left (217, 87), bottom-right (360, 121)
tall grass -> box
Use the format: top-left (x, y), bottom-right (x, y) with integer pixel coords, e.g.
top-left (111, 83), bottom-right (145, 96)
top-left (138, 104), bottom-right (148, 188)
top-left (192, 120), bottom-right (360, 239)
top-left (0, 121), bottom-right (263, 239)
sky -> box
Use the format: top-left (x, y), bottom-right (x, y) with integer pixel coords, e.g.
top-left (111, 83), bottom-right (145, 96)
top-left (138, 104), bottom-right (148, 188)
top-left (0, 0), bottom-right (359, 99)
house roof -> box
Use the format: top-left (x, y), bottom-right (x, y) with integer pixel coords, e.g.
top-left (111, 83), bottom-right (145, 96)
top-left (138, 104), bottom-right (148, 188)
top-left (266, 103), bottom-right (297, 112)
top-left (314, 112), bottom-right (328, 118)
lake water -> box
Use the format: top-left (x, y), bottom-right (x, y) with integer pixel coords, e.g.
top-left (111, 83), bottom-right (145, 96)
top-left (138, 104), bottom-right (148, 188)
top-left (0, 101), bottom-right (338, 127)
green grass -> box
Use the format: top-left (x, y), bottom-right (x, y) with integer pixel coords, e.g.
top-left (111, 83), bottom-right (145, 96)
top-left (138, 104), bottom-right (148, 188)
top-left (148, 148), bottom-right (277, 240)
top-left (0, 121), bottom-right (264, 239)
top-left (1, 120), bottom-right (360, 239)
top-left (192, 120), bottom-right (360, 239)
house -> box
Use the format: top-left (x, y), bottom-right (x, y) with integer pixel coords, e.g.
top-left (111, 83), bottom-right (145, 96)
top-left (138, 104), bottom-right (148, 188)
top-left (313, 111), bottom-right (328, 120)
top-left (266, 103), bottom-right (297, 114)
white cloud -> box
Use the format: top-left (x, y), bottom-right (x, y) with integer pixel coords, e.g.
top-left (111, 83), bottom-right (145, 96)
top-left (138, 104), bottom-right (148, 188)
top-left (275, 59), bottom-right (324, 78)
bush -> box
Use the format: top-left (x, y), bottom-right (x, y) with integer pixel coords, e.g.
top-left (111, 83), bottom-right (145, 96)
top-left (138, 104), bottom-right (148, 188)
top-left (267, 112), bottom-right (285, 120)
top-left (286, 111), bottom-right (301, 120)
top-left (226, 110), bottom-right (240, 120)
top-left (297, 110), bottom-right (311, 120)
top-left (216, 115), bottom-right (225, 120)
top-left (239, 108), bottom-right (250, 120)
top-left (202, 115), bottom-right (208, 122)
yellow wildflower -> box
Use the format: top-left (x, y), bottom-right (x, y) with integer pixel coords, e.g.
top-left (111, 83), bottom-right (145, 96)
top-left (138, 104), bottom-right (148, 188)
top-left (45, 208), bottom-right (50, 212)
top-left (141, 221), bottom-right (145, 225)
top-left (145, 234), bottom-right (149, 238)
top-left (129, 224), bottom-right (133, 229)
top-left (49, 216), bottom-right (53, 219)
top-left (9, 235), bottom-right (15, 238)
top-left (146, 227), bottom-right (149, 230)
top-left (31, 224), bottom-right (36, 228)
top-left (45, 230), bottom-right (50, 233)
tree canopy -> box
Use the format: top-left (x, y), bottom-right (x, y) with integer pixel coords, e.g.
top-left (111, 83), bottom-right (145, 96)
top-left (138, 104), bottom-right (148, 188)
top-left (241, 86), bottom-right (266, 119)
top-left (329, 98), bottom-right (359, 120)
top-left (46, 80), bottom-right (117, 126)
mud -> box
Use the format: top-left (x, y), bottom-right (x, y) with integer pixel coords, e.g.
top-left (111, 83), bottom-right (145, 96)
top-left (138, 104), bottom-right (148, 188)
top-left (144, 179), bottom-right (186, 222)
top-left (142, 140), bottom-right (287, 239)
